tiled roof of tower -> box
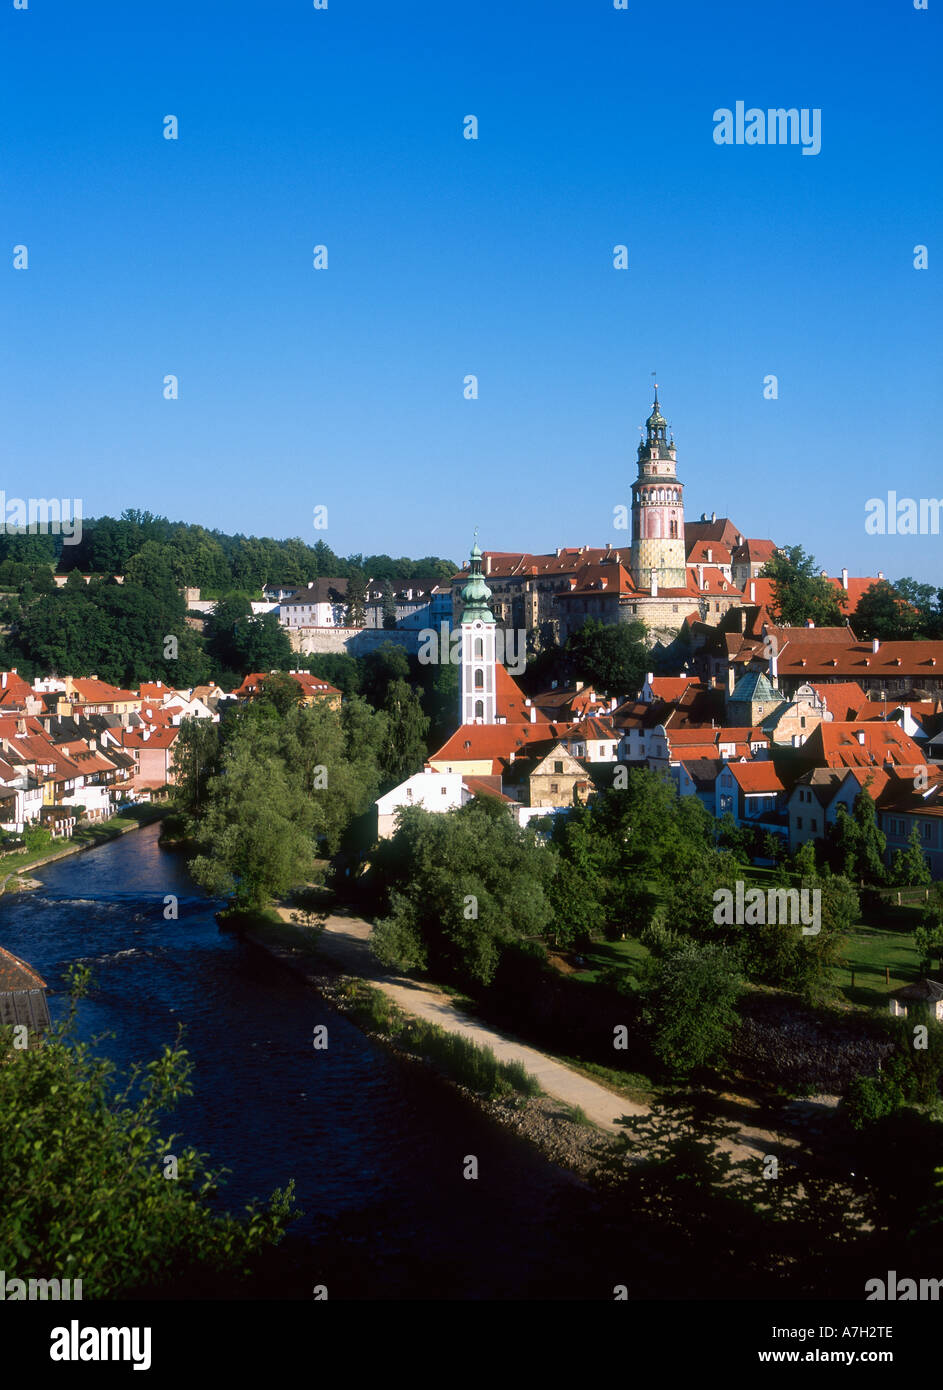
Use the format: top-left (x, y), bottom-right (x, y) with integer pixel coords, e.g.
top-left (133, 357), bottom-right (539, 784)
top-left (730, 670), bottom-right (779, 703)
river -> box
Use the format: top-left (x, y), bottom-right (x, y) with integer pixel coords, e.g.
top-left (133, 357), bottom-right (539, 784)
top-left (1, 824), bottom-right (628, 1299)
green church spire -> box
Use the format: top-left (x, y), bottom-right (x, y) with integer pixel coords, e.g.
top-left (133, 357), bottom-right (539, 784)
top-left (460, 531), bottom-right (495, 625)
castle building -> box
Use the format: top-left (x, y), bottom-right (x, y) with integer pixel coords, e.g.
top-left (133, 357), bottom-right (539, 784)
top-left (630, 385), bottom-right (687, 591)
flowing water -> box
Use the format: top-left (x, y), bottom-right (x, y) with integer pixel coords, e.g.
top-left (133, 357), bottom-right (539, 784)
top-left (1, 824), bottom-right (627, 1299)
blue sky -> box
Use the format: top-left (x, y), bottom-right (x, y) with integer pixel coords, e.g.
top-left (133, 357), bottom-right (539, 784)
top-left (1, 0), bottom-right (940, 582)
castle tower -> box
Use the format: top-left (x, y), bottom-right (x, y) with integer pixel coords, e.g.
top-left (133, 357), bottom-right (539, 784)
top-left (630, 385), bottom-right (687, 590)
top-left (459, 534), bottom-right (497, 725)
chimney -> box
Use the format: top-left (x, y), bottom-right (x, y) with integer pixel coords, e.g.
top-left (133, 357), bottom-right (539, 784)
top-left (841, 567), bottom-right (849, 591)
top-left (878, 571), bottom-right (884, 580)
top-left (806, 619), bottom-right (815, 628)
top-left (820, 569), bottom-right (828, 580)
top-left (484, 555), bottom-right (491, 575)
top-left (872, 637), bottom-right (880, 653)
top-left (749, 580), bottom-right (756, 602)
top-left (697, 564), bottom-right (704, 590)
top-left (711, 511), bottom-right (716, 523)
top-left (857, 730), bottom-right (866, 745)
top-left (530, 706), bottom-right (536, 723)
top-left (770, 651), bottom-right (778, 683)
top-left (575, 681), bottom-right (584, 692)
top-left (650, 569), bottom-right (658, 597)
top-left (706, 548), bottom-right (712, 563)
top-left (1, 673), bottom-right (5, 690)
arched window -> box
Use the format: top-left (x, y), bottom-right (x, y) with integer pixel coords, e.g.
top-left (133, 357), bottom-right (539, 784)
top-left (474, 637), bottom-right (483, 659)
top-left (474, 668), bottom-right (484, 690)
top-left (474, 699), bottom-right (484, 719)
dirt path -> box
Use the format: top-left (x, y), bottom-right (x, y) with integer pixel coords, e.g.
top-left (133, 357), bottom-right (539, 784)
top-left (269, 904), bottom-right (813, 1163)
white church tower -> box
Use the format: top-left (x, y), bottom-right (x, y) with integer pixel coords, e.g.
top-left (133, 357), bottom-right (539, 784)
top-left (458, 534), bottom-right (497, 725)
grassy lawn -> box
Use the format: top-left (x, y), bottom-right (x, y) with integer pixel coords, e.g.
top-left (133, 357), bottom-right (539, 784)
top-left (569, 936), bottom-right (650, 985)
top-left (0, 804), bottom-right (167, 877)
top-left (833, 923), bottom-right (922, 1009)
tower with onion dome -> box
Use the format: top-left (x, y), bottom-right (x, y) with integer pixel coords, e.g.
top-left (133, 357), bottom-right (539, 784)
top-left (459, 532), bottom-right (497, 725)
top-left (630, 384), bottom-right (687, 591)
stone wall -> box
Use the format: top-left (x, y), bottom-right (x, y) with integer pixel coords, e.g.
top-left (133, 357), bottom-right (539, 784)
top-left (287, 626), bottom-right (421, 657)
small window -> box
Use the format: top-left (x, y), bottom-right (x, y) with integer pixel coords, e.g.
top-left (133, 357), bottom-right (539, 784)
top-left (440, 786), bottom-right (447, 796)
top-left (554, 760), bottom-right (564, 774)
top-left (797, 816), bottom-right (803, 829)
top-left (550, 782), bottom-right (559, 793)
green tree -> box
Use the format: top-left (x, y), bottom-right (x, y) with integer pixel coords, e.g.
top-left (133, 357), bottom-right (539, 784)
top-left (344, 569), bottom-right (367, 627)
top-left (170, 718), bottom-right (220, 820)
top-left (371, 801), bottom-right (554, 986)
top-left (642, 943), bottom-right (743, 1078)
top-left (189, 738), bottom-right (317, 908)
top-left (379, 678), bottom-right (430, 786)
top-left (760, 545), bottom-right (842, 627)
top-left (852, 579), bottom-right (921, 642)
top-left (564, 618), bottom-right (649, 697)
top-left (0, 967), bottom-right (295, 1298)
top-left (381, 579), bottom-right (398, 629)
top-left (890, 823), bottom-right (932, 889)
top-left (852, 786), bottom-right (887, 885)
top-left (360, 641), bottom-right (410, 708)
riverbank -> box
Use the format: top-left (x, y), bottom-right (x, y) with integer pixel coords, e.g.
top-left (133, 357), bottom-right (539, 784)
top-left (0, 805), bottom-right (169, 893)
top-left (229, 907), bottom-right (627, 1181)
top-left (229, 899), bottom-right (827, 1188)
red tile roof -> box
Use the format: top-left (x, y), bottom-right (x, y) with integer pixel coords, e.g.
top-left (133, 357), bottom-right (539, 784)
top-left (809, 682), bottom-right (870, 720)
top-left (70, 678), bottom-right (140, 704)
top-left (801, 721), bottom-right (924, 769)
top-left (0, 946), bottom-right (47, 993)
top-left (726, 762), bottom-right (785, 794)
top-left (430, 720), bottom-right (564, 771)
